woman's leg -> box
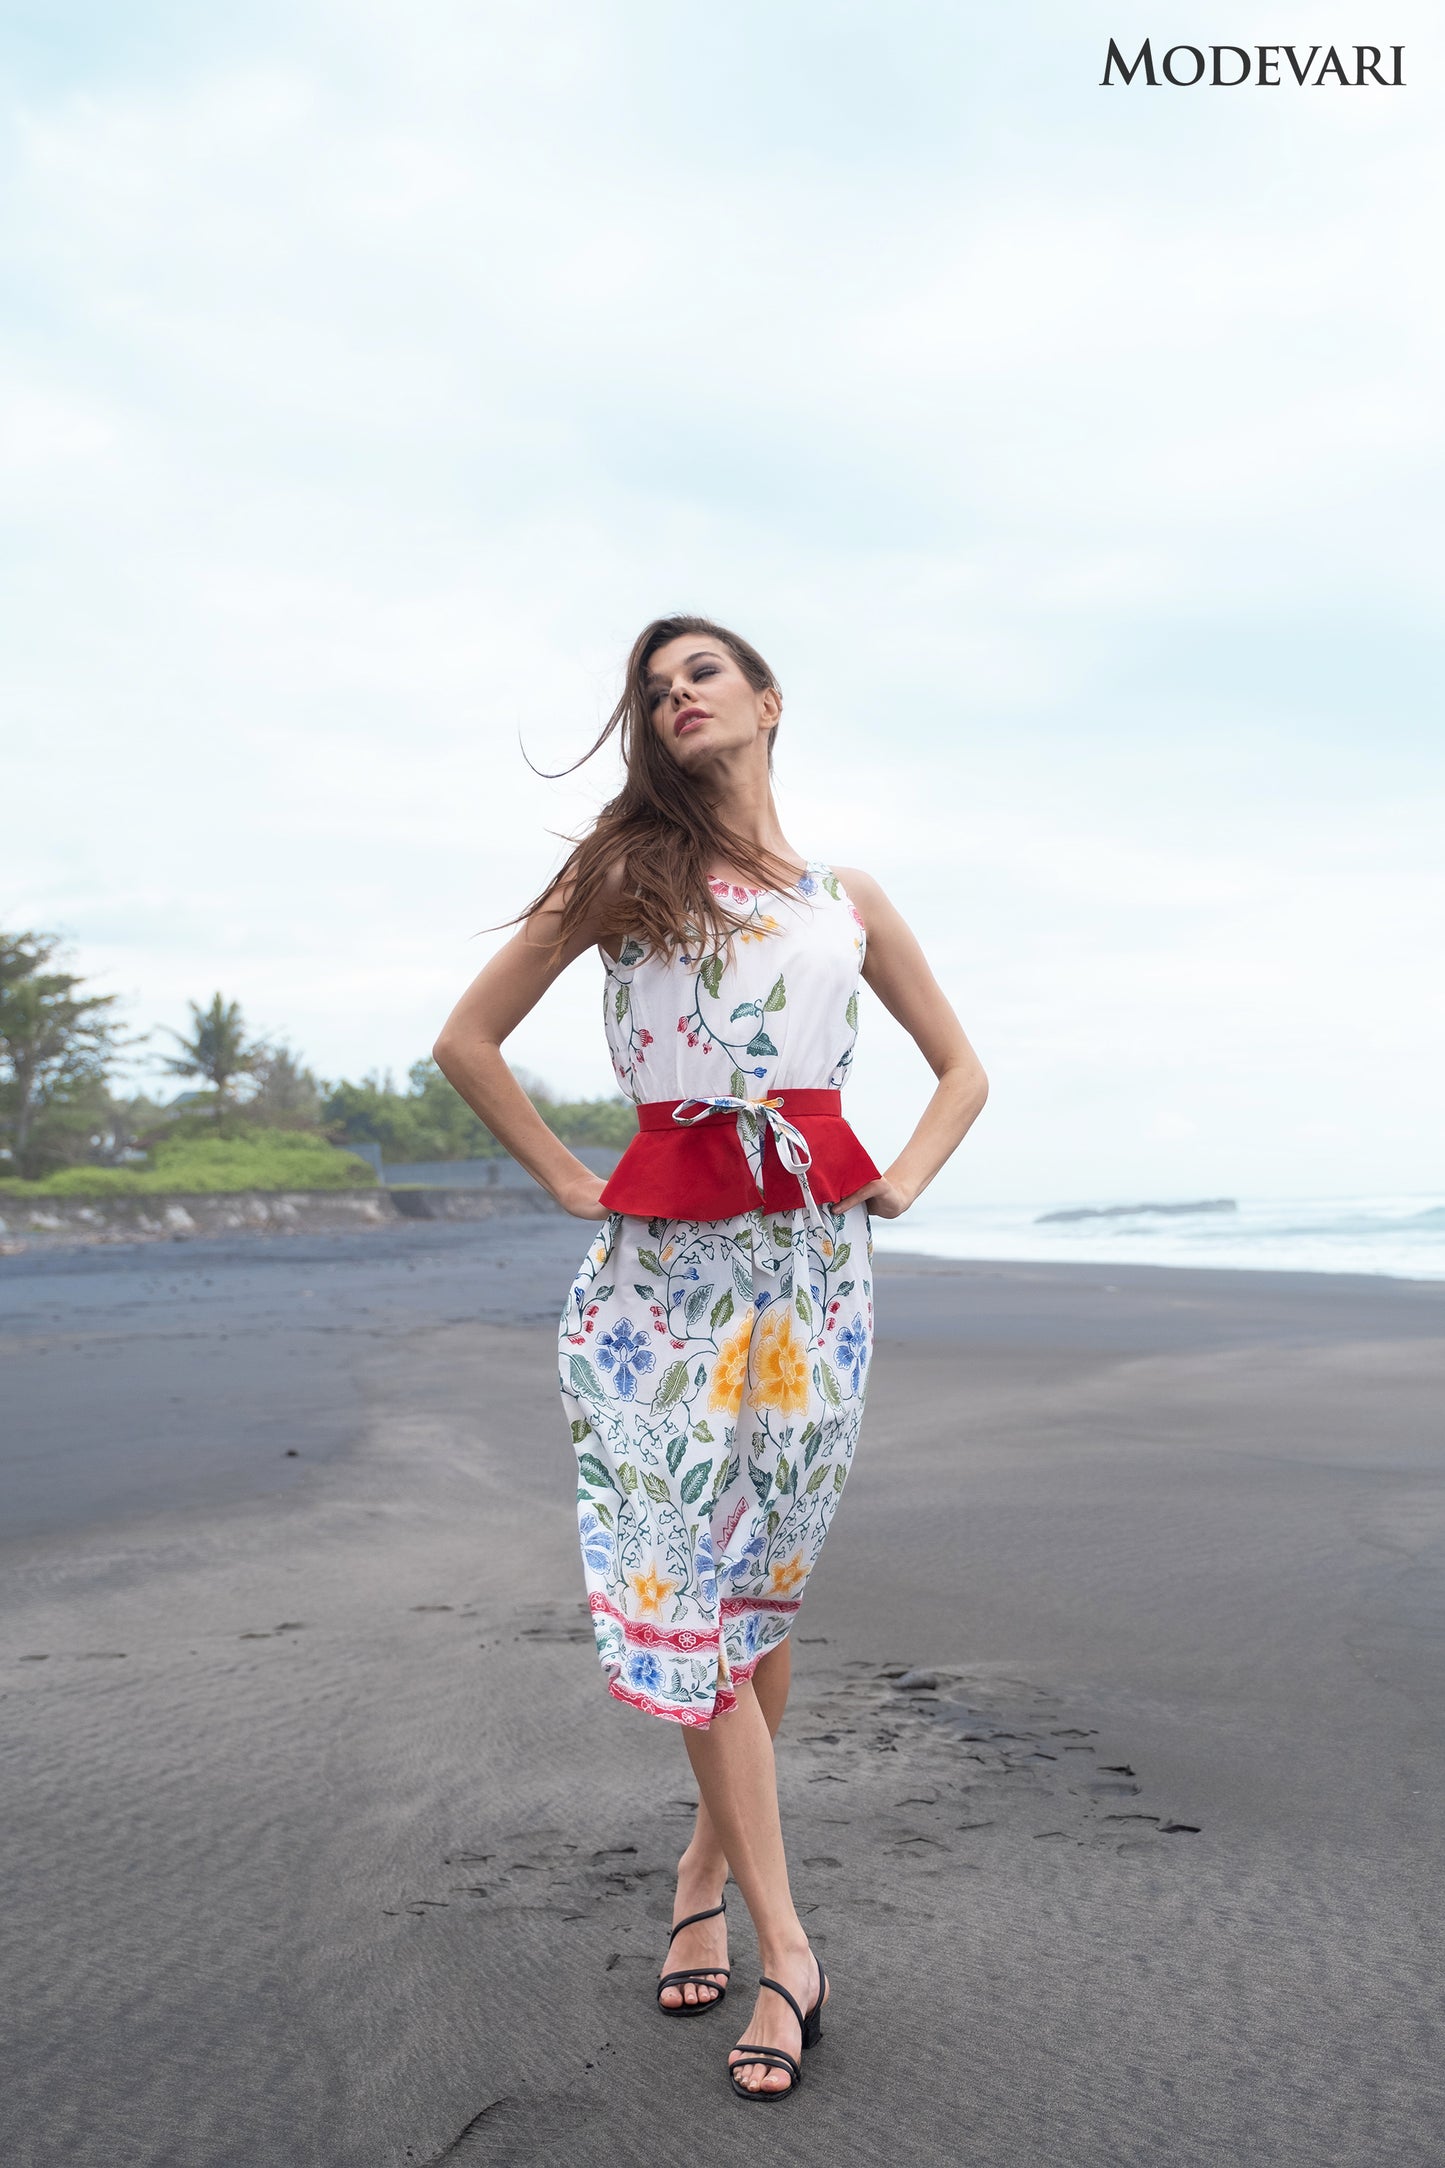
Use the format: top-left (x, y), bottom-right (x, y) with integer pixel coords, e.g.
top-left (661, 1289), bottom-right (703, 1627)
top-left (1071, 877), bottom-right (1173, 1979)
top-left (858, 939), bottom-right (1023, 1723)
top-left (682, 1673), bottom-right (822, 2094)
top-left (659, 1637), bottom-right (792, 2009)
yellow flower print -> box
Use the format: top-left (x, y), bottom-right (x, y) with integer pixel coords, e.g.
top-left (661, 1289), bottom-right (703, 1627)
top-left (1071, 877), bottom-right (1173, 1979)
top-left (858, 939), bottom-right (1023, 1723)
top-left (629, 1564), bottom-right (678, 1616)
top-left (752, 1305), bottom-right (810, 1417)
top-left (769, 1553), bottom-right (806, 1598)
top-left (739, 913), bottom-right (781, 945)
top-left (708, 1308), bottom-right (755, 1416)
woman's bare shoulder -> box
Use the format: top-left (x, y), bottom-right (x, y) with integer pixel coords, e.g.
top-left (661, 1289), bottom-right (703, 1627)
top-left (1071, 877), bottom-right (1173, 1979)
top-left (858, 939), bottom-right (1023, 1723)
top-left (827, 863), bottom-right (890, 919)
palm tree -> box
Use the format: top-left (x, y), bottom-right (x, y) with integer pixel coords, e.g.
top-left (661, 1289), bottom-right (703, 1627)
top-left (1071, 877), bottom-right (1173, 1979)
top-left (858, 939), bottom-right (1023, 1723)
top-left (162, 994), bottom-right (265, 1116)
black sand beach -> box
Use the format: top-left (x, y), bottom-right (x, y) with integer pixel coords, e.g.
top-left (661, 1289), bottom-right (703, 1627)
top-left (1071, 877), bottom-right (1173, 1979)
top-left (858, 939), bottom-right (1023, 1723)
top-left (3, 1218), bottom-right (1442, 2166)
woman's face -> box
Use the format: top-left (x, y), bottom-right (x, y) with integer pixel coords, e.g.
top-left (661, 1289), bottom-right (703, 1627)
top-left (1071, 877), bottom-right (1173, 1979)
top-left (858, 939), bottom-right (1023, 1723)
top-left (643, 635), bottom-right (778, 769)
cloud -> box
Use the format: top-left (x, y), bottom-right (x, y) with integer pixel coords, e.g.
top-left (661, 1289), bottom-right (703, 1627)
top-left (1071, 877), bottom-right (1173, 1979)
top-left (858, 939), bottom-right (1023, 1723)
top-left (2, 0), bottom-right (1441, 1202)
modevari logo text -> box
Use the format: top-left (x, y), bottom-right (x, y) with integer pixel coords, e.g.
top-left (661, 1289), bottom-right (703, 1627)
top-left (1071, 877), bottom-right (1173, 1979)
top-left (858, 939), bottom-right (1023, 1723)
top-left (1101, 41), bottom-right (1405, 86)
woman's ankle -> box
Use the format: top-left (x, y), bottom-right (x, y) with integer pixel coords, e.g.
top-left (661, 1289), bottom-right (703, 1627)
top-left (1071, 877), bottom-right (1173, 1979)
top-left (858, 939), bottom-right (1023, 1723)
top-left (756, 1924), bottom-right (811, 1978)
top-left (677, 1841), bottom-right (728, 1894)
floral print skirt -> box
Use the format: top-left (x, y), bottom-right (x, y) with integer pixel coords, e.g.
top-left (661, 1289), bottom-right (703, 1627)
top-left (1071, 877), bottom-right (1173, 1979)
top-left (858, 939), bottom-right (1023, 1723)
top-left (559, 1201), bottom-right (874, 1727)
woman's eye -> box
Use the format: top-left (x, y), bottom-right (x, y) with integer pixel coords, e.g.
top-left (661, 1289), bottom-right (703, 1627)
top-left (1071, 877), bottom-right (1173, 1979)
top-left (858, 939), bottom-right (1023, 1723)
top-left (694, 665), bottom-right (717, 681)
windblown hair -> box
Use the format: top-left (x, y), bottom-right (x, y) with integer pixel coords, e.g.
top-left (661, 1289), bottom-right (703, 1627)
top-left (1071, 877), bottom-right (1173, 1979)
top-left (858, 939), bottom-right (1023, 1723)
top-left (514, 615), bottom-right (799, 961)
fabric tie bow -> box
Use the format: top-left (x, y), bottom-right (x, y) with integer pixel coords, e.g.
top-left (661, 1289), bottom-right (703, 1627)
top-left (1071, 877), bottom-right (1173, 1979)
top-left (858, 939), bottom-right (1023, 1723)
top-left (671, 1094), bottom-right (829, 1234)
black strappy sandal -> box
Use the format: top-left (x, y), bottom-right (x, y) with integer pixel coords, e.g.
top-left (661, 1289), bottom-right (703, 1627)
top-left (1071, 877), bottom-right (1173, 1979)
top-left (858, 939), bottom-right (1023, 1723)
top-left (727, 1951), bottom-right (827, 2101)
top-left (656, 1898), bottom-right (731, 2016)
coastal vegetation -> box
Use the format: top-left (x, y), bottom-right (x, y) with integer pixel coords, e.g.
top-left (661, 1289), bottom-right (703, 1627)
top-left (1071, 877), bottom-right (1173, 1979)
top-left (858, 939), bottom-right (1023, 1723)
top-left (0, 928), bottom-right (632, 1196)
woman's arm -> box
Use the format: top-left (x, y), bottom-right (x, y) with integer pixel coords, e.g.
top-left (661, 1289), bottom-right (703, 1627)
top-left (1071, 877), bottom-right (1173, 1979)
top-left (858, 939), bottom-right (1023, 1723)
top-left (828, 866), bottom-right (989, 1219)
top-left (432, 874), bottom-right (621, 1220)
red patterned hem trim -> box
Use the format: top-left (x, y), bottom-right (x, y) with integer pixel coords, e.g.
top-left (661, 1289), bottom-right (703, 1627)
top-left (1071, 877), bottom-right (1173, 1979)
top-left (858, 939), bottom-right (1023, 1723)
top-left (607, 1650), bottom-right (764, 1730)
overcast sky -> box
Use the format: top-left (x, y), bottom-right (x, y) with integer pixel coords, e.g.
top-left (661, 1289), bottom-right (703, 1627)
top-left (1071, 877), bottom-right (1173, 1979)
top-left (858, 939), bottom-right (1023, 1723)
top-left (4, 1), bottom-right (1441, 1205)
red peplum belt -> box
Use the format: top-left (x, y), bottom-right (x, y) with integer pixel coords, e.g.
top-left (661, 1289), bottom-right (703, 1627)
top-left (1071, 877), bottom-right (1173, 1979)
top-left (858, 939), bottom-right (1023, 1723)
top-left (597, 1088), bottom-right (880, 1226)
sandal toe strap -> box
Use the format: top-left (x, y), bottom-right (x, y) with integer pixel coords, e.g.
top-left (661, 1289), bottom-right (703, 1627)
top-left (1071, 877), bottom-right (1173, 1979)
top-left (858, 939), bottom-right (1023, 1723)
top-left (729, 2046), bottom-right (802, 2086)
top-left (658, 1967), bottom-right (730, 1991)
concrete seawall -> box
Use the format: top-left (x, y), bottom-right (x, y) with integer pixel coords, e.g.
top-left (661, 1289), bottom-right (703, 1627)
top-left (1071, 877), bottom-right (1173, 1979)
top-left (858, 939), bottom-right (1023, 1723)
top-left (0, 1185), bottom-right (564, 1250)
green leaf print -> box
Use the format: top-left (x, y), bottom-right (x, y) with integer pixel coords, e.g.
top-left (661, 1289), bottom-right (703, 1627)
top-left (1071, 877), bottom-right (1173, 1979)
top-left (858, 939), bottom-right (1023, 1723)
top-left (633, 1284), bottom-right (655, 1300)
top-left (570, 1417), bottom-right (592, 1443)
top-left (818, 1360), bottom-right (843, 1408)
top-left (666, 1433), bottom-right (687, 1476)
top-left (709, 1290), bottom-right (734, 1332)
top-left (835, 1279), bottom-right (855, 1299)
top-left (700, 953), bottom-right (726, 999)
top-left (730, 1067), bottom-right (748, 1098)
top-left (823, 873), bottom-right (843, 900)
top-left (619, 938), bottom-right (645, 966)
top-left (769, 1223), bottom-right (792, 1248)
top-left (680, 1460), bottom-right (713, 1505)
top-left (614, 981), bottom-right (629, 1021)
top-left (641, 1470), bottom-right (671, 1503)
top-left (763, 973), bottom-right (787, 1013)
top-left (577, 1451), bottom-right (614, 1490)
top-left (749, 1457), bottom-right (772, 1507)
top-left (767, 1509), bottom-right (781, 1536)
top-left (794, 1287), bottom-right (812, 1326)
top-left (729, 1002), bottom-right (759, 1022)
top-left (654, 1360), bottom-right (691, 1411)
top-left (569, 1354), bottom-right (604, 1399)
top-left (745, 1030), bottom-right (778, 1059)
top-left (636, 1248), bottom-right (662, 1275)
top-left (829, 1243), bottom-right (851, 1272)
top-left (692, 1419), bottom-right (715, 1443)
top-left (694, 1363), bottom-right (708, 1388)
top-left (684, 1283), bottom-right (715, 1327)
top-left (805, 1463), bottom-right (831, 1494)
top-left (619, 1462), bottom-right (639, 1493)
top-left (803, 1429), bottom-right (823, 1469)
top-left (593, 1499), bottom-right (614, 1528)
top-left (833, 1464), bottom-right (846, 1492)
top-left (647, 1218), bottom-right (667, 1239)
top-left (776, 1453), bottom-right (793, 1494)
top-left (733, 1263), bottom-right (753, 1302)
top-left (712, 1457), bottom-right (731, 1498)
top-left (845, 990), bottom-right (858, 1029)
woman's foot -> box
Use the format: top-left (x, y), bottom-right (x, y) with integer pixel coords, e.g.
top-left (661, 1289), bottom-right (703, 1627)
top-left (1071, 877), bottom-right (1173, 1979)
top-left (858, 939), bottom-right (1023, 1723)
top-left (657, 1855), bottom-right (729, 2010)
top-left (728, 1942), bottom-right (827, 2095)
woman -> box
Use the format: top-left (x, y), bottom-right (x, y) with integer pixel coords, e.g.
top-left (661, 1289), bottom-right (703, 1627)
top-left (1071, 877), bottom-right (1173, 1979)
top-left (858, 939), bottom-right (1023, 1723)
top-left (433, 616), bottom-right (987, 2100)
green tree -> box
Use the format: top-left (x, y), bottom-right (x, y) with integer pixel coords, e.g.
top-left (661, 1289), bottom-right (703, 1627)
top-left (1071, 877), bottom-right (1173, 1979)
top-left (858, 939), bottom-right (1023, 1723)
top-left (0, 932), bottom-right (130, 1179)
top-left (161, 994), bottom-right (266, 1117)
top-left (248, 1044), bottom-right (322, 1130)
top-left (321, 1059), bottom-right (503, 1162)
top-left (320, 1057), bottom-right (635, 1163)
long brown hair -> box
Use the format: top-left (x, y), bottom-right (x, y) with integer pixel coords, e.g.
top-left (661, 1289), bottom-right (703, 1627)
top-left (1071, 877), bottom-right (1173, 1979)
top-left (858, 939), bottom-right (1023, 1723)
top-left (514, 615), bottom-right (802, 961)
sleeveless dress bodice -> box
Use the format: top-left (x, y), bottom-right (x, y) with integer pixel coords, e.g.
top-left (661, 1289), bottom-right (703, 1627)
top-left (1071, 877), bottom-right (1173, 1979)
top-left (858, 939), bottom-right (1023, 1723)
top-left (601, 861), bottom-right (866, 1106)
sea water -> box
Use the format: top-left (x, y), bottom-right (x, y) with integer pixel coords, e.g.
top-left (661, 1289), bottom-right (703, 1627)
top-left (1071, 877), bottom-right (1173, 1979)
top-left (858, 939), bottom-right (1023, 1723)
top-left (867, 1194), bottom-right (1445, 1281)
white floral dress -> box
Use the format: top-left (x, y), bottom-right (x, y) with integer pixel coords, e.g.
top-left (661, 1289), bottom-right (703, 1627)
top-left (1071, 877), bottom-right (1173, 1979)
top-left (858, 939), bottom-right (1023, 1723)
top-left (558, 862), bottom-right (876, 1727)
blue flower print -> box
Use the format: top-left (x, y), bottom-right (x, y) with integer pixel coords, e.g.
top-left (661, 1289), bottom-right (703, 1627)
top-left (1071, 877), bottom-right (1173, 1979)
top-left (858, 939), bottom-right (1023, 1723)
top-left (724, 1530), bottom-right (767, 1585)
top-left (627, 1650), bottom-right (664, 1692)
top-left (835, 1314), bottom-right (869, 1393)
top-left (796, 872), bottom-right (818, 895)
top-left (695, 1531), bottom-right (717, 1608)
top-left (752, 1066), bottom-right (767, 1078)
top-left (595, 1317), bottom-right (657, 1400)
top-left (579, 1509), bottom-right (613, 1574)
